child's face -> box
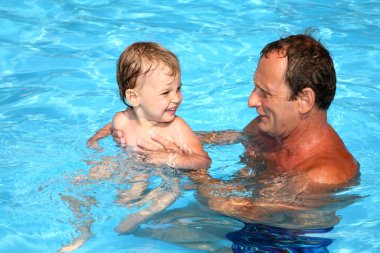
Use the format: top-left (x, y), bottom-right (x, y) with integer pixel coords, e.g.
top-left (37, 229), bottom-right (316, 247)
top-left (136, 64), bottom-right (182, 124)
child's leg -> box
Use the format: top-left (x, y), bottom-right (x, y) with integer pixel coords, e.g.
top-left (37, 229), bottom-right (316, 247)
top-left (116, 174), bottom-right (149, 204)
top-left (115, 176), bottom-right (180, 234)
top-left (58, 195), bottom-right (95, 252)
top-left (57, 220), bottom-right (93, 253)
top-left (88, 158), bottom-right (115, 180)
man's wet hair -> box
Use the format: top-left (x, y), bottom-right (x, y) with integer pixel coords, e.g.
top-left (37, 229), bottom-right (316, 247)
top-left (261, 31), bottom-right (336, 110)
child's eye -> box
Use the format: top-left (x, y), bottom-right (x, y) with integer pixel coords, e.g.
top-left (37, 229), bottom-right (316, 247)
top-left (161, 91), bottom-right (170, 95)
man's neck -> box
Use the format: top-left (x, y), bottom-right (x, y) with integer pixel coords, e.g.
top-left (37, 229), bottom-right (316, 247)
top-left (276, 110), bottom-right (329, 167)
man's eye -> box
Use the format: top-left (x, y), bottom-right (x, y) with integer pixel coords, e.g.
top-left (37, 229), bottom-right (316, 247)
top-left (258, 88), bottom-right (269, 98)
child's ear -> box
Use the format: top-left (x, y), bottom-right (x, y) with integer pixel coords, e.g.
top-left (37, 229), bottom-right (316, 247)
top-left (297, 87), bottom-right (315, 114)
top-left (125, 89), bottom-right (140, 107)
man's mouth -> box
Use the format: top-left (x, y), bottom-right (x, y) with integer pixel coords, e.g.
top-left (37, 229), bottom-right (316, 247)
top-left (257, 113), bottom-right (267, 121)
top-left (256, 110), bottom-right (265, 117)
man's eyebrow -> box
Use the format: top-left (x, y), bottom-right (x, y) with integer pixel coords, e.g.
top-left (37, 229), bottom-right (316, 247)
top-left (255, 83), bottom-right (270, 94)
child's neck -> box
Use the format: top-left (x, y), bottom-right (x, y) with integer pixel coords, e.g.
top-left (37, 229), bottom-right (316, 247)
top-left (131, 109), bottom-right (161, 128)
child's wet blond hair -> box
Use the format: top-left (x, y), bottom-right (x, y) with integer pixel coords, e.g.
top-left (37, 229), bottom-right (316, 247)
top-left (116, 42), bottom-right (180, 106)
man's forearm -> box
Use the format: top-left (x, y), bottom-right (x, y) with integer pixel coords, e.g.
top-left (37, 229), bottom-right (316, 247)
top-left (150, 151), bottom-right (211, 171)
top-left (172, 153), bottom-right (211, 170)
top-left (195, 130), bottom-right (243, 145)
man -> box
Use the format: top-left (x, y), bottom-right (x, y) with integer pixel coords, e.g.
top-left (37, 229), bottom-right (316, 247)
top-left (241, 33), bottom-right (358, 184)
top-left (89, 33), bottom-right (358, 185)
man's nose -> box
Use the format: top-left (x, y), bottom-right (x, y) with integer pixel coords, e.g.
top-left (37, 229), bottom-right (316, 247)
top-left (248, 90), bottom-right (260, 108)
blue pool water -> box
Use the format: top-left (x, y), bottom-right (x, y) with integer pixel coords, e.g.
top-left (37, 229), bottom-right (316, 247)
top-left (1, 1), bottom-right (380, 252)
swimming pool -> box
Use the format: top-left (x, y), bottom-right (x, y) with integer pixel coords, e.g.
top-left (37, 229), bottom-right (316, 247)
top-left (1, 0), bottom-right (380, 252)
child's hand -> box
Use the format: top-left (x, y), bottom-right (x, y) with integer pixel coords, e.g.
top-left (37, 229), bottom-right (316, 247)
top-left (111, 127), bottom-right (127, 148)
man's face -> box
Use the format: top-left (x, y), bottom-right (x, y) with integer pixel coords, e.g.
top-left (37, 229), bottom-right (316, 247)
top-left (248, 51), bottom-right (300, 139)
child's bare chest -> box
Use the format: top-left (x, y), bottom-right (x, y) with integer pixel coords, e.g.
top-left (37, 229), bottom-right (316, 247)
top-left (124, 124), bottom-right (175, 147)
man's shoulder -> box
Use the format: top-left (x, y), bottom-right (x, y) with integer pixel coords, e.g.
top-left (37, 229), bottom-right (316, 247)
top-left (304, 154), bottom-right (358, 185)
top-left (304, 125), bottom-right (358, 185)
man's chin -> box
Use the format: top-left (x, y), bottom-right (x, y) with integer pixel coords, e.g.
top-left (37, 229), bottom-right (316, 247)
top-left (258, 123), bottom-right (273, 136)
top-left (257, 121), bottom-right (268, 131)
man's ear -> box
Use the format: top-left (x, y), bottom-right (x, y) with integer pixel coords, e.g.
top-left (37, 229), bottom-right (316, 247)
top-left (125, 89), bottom-right (140, 107)
top-left (297, 87), bottom-right (315, 114)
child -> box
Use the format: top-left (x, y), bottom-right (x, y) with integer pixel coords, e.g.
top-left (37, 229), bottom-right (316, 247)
top-left (90, 42), bottom-right (210, 170)
top-left (110, 42), bottom-right (211, 232)
top-left (59, 42), bottom-right (210, 252)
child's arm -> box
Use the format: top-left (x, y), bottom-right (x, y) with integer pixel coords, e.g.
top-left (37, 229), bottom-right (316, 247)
top-left (135, 117), bottom-right (211, 170)
top-left (87, 111), bottom-right (129, 148)
top-left (110, 110), bottom-right (129, 145)
top-left (87, 122), bottom-right (112, 148)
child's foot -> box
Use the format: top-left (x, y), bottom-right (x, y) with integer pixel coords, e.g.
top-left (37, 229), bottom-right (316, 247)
top-left (57, 224), bottom-right (92, 252)
top-left (114, 213), bottom-right (145, 234)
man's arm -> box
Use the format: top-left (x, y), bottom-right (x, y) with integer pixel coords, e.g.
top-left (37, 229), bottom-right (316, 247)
top-left (134, 131), bottom-right (211, 170)
top-left (195, 117), bottom-right (260, 146)
top-left (196, 130), bottom-right (243, 145)
top-left (87, 121), bottom-right (211, 170)
top-left (88, 121), bottom-right (247, 148)
top-left (189, 169), bottom-right (344, 229)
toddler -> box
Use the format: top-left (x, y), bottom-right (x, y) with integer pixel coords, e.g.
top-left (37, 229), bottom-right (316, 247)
top-left (111, 42), bottom-right (210, 169)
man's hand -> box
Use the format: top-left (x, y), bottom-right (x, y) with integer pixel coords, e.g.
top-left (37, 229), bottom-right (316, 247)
top-left (135, 132), bottom-right (179, 152)
top-left (133, 132), bottom-right (182, 166)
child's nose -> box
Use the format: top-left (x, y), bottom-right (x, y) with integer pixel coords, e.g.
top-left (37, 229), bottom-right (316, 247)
top-left (172, 92), bottom-right (182, 104)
